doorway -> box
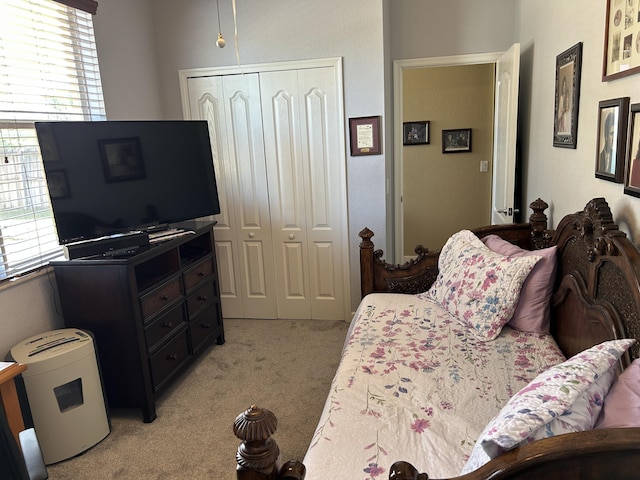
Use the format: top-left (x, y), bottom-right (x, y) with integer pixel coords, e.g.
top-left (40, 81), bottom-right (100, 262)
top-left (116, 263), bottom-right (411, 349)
top-left (393, 48), bottom-right (520, 261)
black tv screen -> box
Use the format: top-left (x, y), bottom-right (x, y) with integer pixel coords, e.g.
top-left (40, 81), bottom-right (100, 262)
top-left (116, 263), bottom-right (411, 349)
top-left (35, 120), bottom-right (221, 245)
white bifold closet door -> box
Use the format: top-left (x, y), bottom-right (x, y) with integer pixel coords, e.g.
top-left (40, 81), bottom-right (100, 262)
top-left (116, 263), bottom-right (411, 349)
top-left (184, 63), bottom-right (347, 321)
top-left (186, 73), bottom-right (277, 319)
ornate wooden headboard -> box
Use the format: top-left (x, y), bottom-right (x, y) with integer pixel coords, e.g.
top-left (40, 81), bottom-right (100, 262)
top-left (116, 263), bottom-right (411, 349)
top-left (550, 197), bottom-right (640, 363)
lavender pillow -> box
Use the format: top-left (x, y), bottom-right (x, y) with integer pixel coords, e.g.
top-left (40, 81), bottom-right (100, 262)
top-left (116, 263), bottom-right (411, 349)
top-left (482, 235), bottom-right (557, 334)
top-left (595, 358), bottom-right (640, 429)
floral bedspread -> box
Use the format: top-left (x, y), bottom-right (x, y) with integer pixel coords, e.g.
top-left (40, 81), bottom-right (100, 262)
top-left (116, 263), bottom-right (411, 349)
top-left (303, 293), bottom-right (565, 479)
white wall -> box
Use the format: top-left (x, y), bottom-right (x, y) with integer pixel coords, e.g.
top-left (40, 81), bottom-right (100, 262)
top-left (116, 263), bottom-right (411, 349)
top-left (517, 1), bottom-right (640, 236)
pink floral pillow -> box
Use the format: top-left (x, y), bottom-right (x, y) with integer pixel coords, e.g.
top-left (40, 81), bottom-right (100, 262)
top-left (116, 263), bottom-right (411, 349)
top-left (462, 339), bottom-right (635, 474)
top-left (481, 235), bottom-right (557, 334)
top-left (595, 358), bottom-right (640, 429)
top-left (422, 230), bottom-right (541, 341)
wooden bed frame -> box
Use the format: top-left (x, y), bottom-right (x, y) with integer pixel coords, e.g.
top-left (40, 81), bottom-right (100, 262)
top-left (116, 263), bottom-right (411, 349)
top-left (233, 197), bottom-right (640, 480)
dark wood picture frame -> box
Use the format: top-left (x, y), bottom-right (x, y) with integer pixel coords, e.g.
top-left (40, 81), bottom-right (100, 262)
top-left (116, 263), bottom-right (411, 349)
top-left (595, 97), bottom-right (629, 183)
top-left (98, 137), bottom-right (146, 183)
top-left (602, 0), bottom-right (640, 81)
top-left (349, 116), bottom-right (382, 156)
top-left (403, 121), bottom-right (430, 145)
top-left (624, 103), bottom-right (640, 197)
top-left (553, 42), bottom-right (582, 148)
top-left (442, 128), bottom-right (472, 153)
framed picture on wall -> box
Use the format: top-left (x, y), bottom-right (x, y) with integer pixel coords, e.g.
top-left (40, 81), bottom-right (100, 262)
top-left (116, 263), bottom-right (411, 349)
top-left (553, 42), bottom-right (582, 148)
top-left (602, 0), bottom-right (640, 81)
top-left (624, 103), bottom-right (640, 197)
top-left (403, 121), bottom-right (430, 145)
top-left (442, 128), bottom-right (472, 153)
top-left (595, 97), bottom-right (629, 183)
top-left (349, 116), bottom-right (382, 156)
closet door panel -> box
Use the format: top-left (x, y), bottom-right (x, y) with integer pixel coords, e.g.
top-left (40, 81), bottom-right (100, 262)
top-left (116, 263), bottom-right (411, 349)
top-left (187, 76), bottom-right (244, 317)
top-left (260, 70), bottom-right (311, 319)
top-left (187, 74), bottom-right (277, 319)
top-left (222, 75), bottom-right (277, 318)
top-left (299, 68), bottom-right (346, 320)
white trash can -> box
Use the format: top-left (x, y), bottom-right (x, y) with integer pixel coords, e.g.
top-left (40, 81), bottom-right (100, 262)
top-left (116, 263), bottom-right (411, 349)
top-left (10, 328), bottom-right (110, 464)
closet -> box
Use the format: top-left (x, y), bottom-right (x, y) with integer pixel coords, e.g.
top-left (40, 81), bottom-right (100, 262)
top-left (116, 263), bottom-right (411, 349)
top-left (180, 58), bottom-right (349, 321)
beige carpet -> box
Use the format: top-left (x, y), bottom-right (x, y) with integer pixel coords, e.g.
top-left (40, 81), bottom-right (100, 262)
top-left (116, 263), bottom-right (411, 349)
top-left (46, 318), bottom-right (350, 479)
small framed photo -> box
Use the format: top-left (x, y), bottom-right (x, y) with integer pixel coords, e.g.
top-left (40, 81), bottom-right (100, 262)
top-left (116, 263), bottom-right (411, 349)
top-left (349, 116), bottom-right (382, 156)
top-left (624, 103), bottom-right (640, 197)
top-left (403, 121), bottom-right (430, 145)
top-left (442, 128), bottom-right (472, 153)
top-left (46, 169), bottom-right (71, 199)
top-left (595, 97), bottom-right (629, 183)
top-left (553, 42), bottom-right (582, 148)
top-left (602, 0), bottom-right (640, 81)
top-left (99, 137), bottom-right (146, 182)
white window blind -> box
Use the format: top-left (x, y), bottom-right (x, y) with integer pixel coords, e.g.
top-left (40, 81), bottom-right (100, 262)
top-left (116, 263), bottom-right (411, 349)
top-left (0, 0), bottom-right (105, 279)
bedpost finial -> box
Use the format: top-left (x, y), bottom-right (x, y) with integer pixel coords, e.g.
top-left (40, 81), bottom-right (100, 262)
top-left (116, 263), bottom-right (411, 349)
top-left (234, 404), bottom-right (278, 442)
top-left (234, 405), bottom-right (281, 476)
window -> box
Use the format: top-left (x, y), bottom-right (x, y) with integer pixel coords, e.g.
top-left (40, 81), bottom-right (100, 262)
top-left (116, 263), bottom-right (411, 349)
top-left (0, 0), bottom-right (104, 280)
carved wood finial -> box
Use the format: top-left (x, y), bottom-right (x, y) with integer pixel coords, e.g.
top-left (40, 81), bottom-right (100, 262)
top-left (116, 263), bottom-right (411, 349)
top-left (234, 405), bottom-right (281, 480)
top-left (529, 198), bottom-right (550, 249)
top-left (579, 198), bottom-right (625, 260)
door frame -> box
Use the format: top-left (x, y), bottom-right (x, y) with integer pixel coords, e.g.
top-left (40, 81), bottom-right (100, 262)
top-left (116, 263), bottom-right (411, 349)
top-left (179, 57), bottom-right (352, 321)
top-left (392, 52), bottom-right (505, 263)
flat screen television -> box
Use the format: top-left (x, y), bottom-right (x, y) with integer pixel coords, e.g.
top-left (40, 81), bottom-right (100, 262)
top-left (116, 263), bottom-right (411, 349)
top-left (35, 120), bottom-right (221, 248)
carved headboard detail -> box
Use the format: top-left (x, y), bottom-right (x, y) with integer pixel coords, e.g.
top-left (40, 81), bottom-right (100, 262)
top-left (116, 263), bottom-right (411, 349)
top-left (551, 197), bottom-right (640, 361)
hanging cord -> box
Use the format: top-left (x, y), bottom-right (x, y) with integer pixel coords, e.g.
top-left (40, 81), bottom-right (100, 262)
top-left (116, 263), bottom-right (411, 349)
top-left (232, 0), bottom-right (241, 69)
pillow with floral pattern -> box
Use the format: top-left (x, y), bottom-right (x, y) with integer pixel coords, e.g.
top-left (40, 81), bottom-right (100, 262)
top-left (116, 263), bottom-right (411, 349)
top-left (421, 230), bottom-right (541, 341)
top-left (462, 339), bottom-right (635, 474)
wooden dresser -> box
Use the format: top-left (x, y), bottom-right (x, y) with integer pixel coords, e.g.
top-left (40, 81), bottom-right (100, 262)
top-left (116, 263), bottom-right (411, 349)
top-left (50, 220), bottom-right (224, 422)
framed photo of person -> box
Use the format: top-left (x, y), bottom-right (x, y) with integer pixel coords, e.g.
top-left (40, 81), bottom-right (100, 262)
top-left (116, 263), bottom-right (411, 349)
top-left (624, 103), bottom-right (640, 197)
top-left (595, 97), bottom-right (629, 183)
top-left (442, 128), bottom-right (472, 153)
top-left (403, 121), bottom-right (430, 145)
top-left (553, 42), bottom-right (582, 148)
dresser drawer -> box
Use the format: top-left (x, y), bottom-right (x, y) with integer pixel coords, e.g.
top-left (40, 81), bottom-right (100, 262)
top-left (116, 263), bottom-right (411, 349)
top-left (189, 302), bottom-right (222, 353)
top-left (183, 257), bottom-right (214, 292)
top-left (186, 281), bottom-right (216, 319)
top-left (140, 276), bottom-right (183, 320)
top-left (144, 303), bottom-right (187, 351)
top-left (149, 328), bottom-right (189, 391)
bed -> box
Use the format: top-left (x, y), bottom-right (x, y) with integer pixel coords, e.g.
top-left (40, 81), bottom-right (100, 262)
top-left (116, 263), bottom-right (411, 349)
top-left (232, 197), bottom-right (640, 480)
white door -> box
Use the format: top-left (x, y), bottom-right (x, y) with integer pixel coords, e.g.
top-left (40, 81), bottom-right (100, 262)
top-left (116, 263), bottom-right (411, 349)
top-left (186, 74), bottom-right (277, 319)
top-left (259, 67), bottom-right (346, 320)
top-left (491, 43), bottom-right (520, 224)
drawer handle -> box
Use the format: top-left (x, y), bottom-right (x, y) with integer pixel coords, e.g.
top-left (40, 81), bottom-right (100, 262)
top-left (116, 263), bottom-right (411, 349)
top-left (167, 354), bottom-right (178, 361)
top-left (197, 272), bottom-right (205, 277)
top-left (163, 321), bottom-right (174, 328)
top-left (198, 295), bottom-right (207, 301)
top-left (160, 295), bottom-right (169, 301)
top-left (201, 323), bottom-right (211, 329)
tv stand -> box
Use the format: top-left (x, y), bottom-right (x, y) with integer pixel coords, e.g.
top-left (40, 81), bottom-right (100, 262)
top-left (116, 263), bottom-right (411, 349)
top-left (50, 220), bottom-right (224, 422)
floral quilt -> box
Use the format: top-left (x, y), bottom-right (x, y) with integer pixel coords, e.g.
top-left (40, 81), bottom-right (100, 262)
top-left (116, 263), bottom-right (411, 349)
top-left (302, 293), bottom-right (565, 479)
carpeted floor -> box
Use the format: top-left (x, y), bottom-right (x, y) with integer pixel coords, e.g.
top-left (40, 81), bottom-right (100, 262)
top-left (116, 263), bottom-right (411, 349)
top-left (46, 318), bottom-right (350, 479)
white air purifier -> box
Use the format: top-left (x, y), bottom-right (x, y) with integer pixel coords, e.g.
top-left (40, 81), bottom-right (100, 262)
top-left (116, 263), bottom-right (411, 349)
top-left (11, 328), bottom-right (110, 465)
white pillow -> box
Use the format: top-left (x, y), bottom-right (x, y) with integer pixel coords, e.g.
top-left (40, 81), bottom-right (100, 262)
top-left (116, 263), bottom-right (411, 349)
top-left (462, 339), bottom-right (635, 474)
top-left (421, 230), bottom-right (541, 341)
